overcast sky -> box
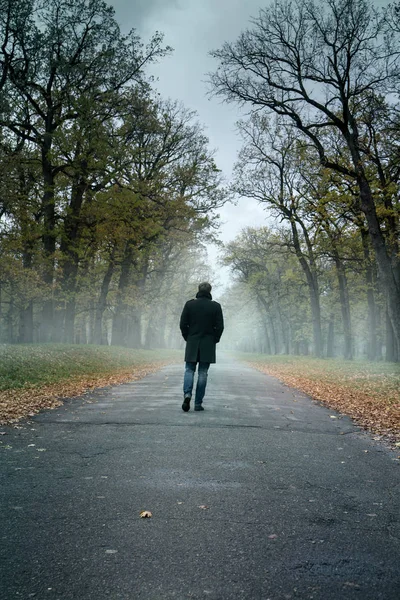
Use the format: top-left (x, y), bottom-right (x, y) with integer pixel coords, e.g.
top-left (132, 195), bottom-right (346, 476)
top-left (112, 0), bottom-right (269, 290)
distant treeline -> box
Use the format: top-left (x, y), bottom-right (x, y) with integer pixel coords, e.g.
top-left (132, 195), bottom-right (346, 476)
top-left (212, 0), bottom-right (400, 362)
top-left (0, 0), bottom-right (226, 347)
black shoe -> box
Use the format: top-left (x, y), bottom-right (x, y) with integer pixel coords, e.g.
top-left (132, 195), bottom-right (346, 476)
top-left (182, 396), bottom-right (191, 412)
top-left (194, 405), bottom-right (204, 411)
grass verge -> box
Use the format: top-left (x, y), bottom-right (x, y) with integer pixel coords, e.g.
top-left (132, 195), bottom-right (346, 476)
top-left (238, 353), bottom-right (400, 444)
top-left (0, 344), bottom-right (181, 424)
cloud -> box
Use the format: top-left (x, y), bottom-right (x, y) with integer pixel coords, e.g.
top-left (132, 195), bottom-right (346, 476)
top-left (113, 0), bottom-right (182, 30)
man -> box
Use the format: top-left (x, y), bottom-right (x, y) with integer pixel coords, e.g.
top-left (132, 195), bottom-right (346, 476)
top-left (179, 282), bottom-right (224, 412)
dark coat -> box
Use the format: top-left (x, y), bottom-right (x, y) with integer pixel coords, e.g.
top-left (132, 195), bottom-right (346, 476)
top-left (179, 292), bottom-right (224, 363)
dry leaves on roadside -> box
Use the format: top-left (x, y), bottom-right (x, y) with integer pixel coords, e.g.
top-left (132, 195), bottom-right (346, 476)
top-left (140, 511), bottom-right (153, 518)
top-left (250, 362), bottom-right (400, 444)
top-left (0, 363), bottom-right (170, 425)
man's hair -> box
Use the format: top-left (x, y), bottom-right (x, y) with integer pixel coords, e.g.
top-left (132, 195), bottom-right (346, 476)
top-left (198, 281), bottom-right (212, 293)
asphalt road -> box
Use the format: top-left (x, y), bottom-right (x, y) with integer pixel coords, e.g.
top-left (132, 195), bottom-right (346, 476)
top-left (1, 357), bottom-right (400, 600)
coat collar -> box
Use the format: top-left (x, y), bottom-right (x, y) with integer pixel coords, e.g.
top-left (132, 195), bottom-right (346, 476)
top-left (196, 291), bottom-right (212, 300)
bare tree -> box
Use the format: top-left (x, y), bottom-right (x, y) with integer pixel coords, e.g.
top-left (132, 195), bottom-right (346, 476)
top-left (234, 115), bottom-right (323, 356)
top-left (210, 0), bottom-right (400, 353)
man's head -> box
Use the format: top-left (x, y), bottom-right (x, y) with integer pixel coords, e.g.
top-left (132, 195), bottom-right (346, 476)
top-left (198, 282), bottom-right (212, 294)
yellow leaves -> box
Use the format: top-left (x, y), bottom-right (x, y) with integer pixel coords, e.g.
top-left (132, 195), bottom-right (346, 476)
top-left (248, 360), bottom-right (400, 445)
top-left (0, 362), bottom-right (171, 425)
top-left (140, 511), bottom-right (152, 518)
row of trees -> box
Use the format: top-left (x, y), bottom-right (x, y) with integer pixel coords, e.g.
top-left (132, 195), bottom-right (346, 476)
top-left (212, 0), bottom-right (400, 361)
top-left (0, 0), bottom-right (225, 346)
top-left (221, 224), bottom-right (388, 360)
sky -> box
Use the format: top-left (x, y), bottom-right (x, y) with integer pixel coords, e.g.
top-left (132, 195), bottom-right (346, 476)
top-left (112, 0), bottom-right (269, 291)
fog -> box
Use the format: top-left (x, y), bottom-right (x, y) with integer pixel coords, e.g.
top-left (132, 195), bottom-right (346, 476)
top-left (0, 0), bottom-right (398, 364)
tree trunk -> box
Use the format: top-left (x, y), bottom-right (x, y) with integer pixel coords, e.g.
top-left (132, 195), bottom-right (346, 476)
top-left (125, 260), bottom-right (149, 348)
top-left (87, 300), bottom-right (95, 345)
top-left (127, 310), bottom-right (142, 348)
top-left (290, 219), bottom-right (323, 357)
top-left (94, 253), bottom-right (115, 345)
top-left (348, 146), bottom-right (400, 357)
top-left (18, 245), bottom-right (34, 343)
top-left (19, 302), bottom-right (33, 343)
top-left (327, 313), bottom-right (335, 358)
top-left (59, 170), bottom-right (88, 344)
top-left (256, 296), bottom-right (272, 354)
top-left (333, 254), bottom-right (353, 360)
top-left (278, 306), bottom-right (290, 354)
top-left (64, 298), bottom-right (76, 344)
top-left (261, 318), bottom-right (271, 354)
top-left (111, 242), bottom-right (135, 347)
top-left (7, 293), bottom-right (15, 343)
top-left (257, 294), bottom-right (278, 353)
top-left (40, 136), bottom-right (56, 342)
top-left (360, 228), bottom-right (378, 361)
top-left (386, 308), bottom-right (398, 362)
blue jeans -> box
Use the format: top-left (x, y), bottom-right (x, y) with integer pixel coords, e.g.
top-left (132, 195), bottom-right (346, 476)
top-left (183, 362), bottom-right (210, 405)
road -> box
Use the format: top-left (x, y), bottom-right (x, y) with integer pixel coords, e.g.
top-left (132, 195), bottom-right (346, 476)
top-left (1, 357), bottom-right (399, 599)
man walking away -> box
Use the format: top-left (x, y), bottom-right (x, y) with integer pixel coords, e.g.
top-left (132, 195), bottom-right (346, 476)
top-left (179, 282), bottom-right (224, 412)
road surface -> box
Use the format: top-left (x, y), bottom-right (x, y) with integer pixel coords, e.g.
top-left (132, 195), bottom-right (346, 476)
top-left (1, 357), bottom-right (399, 599)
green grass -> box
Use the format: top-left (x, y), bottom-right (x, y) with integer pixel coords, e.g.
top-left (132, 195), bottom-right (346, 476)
top-left (236, 353), bottom-right (400, 399)
top-left (0, 344), bottom-right (181, 391)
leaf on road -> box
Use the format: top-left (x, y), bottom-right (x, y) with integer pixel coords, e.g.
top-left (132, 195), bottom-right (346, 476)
top-left (140, 510), bottom-right (152, 518)
top-left (198, 505), bottom-right (209, 510)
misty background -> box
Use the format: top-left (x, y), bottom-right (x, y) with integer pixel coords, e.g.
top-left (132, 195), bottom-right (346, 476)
top-left (0, 0), bottom-right (399, 362)
top-left (113, 0), bottom-right (268, 281)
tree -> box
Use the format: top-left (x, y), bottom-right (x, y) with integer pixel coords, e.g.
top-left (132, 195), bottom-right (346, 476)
top-left (234, 116), bottom-right (323, 356)
top-left (222, 227), bottom-right (312, 355)
top-left (210, 0), bottom-right (400, 354)
top-left (0, 0), bottom-right (169, 340)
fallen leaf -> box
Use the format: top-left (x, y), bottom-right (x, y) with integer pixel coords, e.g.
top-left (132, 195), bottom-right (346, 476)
top-left (198, 505), bottom-right (209, 510)
top-left (268, 534), bottom-right (278, 539)
top-left (140, 510), bottom-right (152, 518)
